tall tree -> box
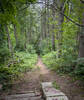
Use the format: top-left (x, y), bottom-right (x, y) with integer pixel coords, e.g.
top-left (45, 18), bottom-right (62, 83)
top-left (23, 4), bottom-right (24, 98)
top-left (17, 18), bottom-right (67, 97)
top-left (51, 0), bottom-right (56, 51)
top-left (14, 24), bottom-right (18, 48)
top-left (5, 25), bottom-right (13, 54)
top-left (78, 3), bottom-right (84, 57)
top-left (54, 0), bottom-right (65, 57)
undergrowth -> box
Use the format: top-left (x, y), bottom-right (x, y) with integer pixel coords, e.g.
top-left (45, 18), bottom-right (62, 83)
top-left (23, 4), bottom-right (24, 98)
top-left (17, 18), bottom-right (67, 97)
top-left (0, 51), bottom-right (37, 90)
top-left (52, 81), bottom-right (60, 89)
top-left (42, 51), bottom-right (84, 80)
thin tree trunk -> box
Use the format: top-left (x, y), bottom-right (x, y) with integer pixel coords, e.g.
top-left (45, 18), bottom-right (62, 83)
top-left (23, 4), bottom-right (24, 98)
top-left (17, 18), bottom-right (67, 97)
top-left (47, 0), bottom-right (50, 48)
top-left (52, 1), bottom-right (55, 51)
top-left (55, 0), bottom-right (64, 57)
top-left (24, 29), bottom-right (27, 49)
top-left (5, 25), bottom-right (13, 54)
top-left (29, 13), bottom-right (32, 43)
top-left (44, 0), bottom-right (47, 38)
top-left (41, 11), bottom-right (44, 40)
top-left (78, 13), bottom-right (84, 57)
top-left (14, 24), bottom-right (18, 47)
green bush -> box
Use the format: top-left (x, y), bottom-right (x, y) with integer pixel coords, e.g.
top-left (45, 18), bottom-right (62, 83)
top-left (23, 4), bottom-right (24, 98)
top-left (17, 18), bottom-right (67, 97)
top-left (0, 66), bottom-right (20, 90)
top-left (42, 50), bottom-right (76, 73)
top-left (37, 40), bottom-right (51, 55)
top-left (14, 40), bottom-right (25, 51)
top-left (42, 51), bottom-right (58, 70)
top-left (0, 44), bottom-right (10, 64)
top-left (42, 51), bottom-right (84, 80)
top-left (0, 67), bottom-right (13, 84)
top-left (0, 51), bottom-right (38, 89)
top-left (26, 44), bottom-right (36, 54)
top-left (11, 51), bottom-right (38, 72)
top-left (74, 58), bottom-right (84, 80)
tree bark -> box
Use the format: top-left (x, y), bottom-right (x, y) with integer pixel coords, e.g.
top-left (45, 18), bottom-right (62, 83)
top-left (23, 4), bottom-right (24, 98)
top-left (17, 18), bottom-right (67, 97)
top-left (5, 25), bottom-right (13, 54)
top-left (44, 0), bottom-right (47, 38)
top-left (55, 0), bottom-right (64, 57)
top-left (29, 13), bottom-right (32, 43)
top-left (78, 13), bottom-right (84, 57)
top-left (47, 0), bottom-right (50, 38)
top-left (14, 24), bottom-right (18, 47)
top-left (52, 0), bottom-right (56, 51)
top-left (47, 0), bottom-right (50, 49)
top-left (41, 11), bottom-right (44, 40)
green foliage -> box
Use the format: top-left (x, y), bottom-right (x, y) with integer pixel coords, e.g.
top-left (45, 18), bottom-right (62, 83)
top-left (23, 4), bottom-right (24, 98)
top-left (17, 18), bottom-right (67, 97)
top-left (0, 66), bottom-right (18, 90)
top-left (26, 44), bottom-right (36, 54)
top-left (52, 81), bottom-right (60, 89)
top-left (74, 58), bottom-right (84, 80)
top-left (42, 51), bottom-right (59, 70)
top-left (0, 26), bottom-right (10, 64)
top-left (0, 44), bottom-right (10, 63)
top-left (0, 2), bottom-right (38, 88)
top-left (0, 67), bottom-right (13, 84)
top-left (42, 51), bottom-right (84, 80)
top-left (42, 49), bottom-right (76, 72)
top-left (0, 0), bottom-right (84, 90)
top-left (0, 51), bottom-right (37, 89)
top-left (0, 0), bottom-right (37, 24)
top-left (8, 51), bottom-right (38, 73)
top-left (14, 40), bottom-right (25, 51)
top-left (38, 40), bottom-right (51, 55)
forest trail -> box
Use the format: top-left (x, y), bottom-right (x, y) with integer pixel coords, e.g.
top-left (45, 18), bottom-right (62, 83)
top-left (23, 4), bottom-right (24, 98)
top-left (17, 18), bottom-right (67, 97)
top-left (1, 57), bottom-right (84, 100)
top-left (36, 57), bottom-right (49, 74)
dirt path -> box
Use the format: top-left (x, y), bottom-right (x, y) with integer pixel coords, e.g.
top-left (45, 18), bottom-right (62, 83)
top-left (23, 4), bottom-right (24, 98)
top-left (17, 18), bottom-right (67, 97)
top-left (36, 57), bottom-right (49, 75)
top-left (0, 57), bottom-right (84, 100)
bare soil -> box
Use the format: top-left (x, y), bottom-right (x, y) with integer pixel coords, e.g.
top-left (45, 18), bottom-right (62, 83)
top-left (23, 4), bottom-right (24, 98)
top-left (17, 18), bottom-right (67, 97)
top-left (0, 57), bottom-right (84, 100)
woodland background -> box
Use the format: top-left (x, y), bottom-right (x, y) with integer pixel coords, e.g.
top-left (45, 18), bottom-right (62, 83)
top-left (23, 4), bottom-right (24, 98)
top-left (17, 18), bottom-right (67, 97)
top-left (0, 0), bottom-right (84, 89)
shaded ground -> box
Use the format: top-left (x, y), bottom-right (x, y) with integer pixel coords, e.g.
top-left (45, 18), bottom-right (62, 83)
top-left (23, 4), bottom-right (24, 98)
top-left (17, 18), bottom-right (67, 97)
top-left (0, 57), bottom-right (84, 100)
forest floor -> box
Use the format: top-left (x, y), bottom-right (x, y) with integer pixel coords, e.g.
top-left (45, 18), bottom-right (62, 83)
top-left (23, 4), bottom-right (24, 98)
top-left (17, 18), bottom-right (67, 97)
top-left (0, 57), bottom-right (84, 100)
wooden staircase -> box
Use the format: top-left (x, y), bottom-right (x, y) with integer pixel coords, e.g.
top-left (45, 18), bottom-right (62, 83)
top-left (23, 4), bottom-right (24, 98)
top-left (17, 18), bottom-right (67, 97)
top-left (1, 82), bottom-right (69, 100)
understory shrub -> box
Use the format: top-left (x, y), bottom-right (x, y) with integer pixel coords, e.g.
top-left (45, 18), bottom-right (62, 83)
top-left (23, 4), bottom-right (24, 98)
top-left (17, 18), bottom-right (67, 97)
top-left (0, 44), bottom-right (10, 64)
top-left (74, 58), bottom-right (84, 80)
top-left (42, 51), bottom-right (59, 70)
top-left (0, 67), bottom-right (13, 84)
top-left (26, 44), bottom-right (36, 54)
top-left (9, 51), bottom-right (38, 73)
top-left (43, 51), bottom-right (75, 73)
top-left (0, 66), bottom-right (18, 90)
top-left (14, 40), bottom-right (25, 51)
top-left (42, 51), bottom-right (84, 80)
top-left (42, 51), bottom-right (77, 73)
top-left (37, 40), bottom-right (51, 55)
top-left (0, 51), bottom-right (38, 89)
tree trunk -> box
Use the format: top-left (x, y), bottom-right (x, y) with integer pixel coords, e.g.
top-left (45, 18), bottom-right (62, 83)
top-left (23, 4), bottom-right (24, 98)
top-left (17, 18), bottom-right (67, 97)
top-left (78, 13), bottom-right (84, 57)
top-left (55, 0), bottom-right (64, 57)
top-left (41, 11), bottom-right (44, 40)
top-left (24, 29), bottom-right (27, 49)
top-left (29, 13), bottom-right (32, 43)
top-left (14, 24), bottom-right (18, 47)
top-left (44, 0), bottom-right (47, 38)
top-left (47, 0), bottom-right (50, 37)
top-left (5, 25), bottom-right (13, 54)
top-left (52, 9), bottom-right (55, 51)
top-left (47, 0), bottom-right (50, 48)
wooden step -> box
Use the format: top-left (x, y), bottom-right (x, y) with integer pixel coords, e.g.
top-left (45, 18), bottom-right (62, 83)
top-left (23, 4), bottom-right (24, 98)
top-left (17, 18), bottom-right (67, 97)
top-left (1, 91), bottom-right (43, 100)
top-left (41, 82), bottom-right (69, 100)
top-left (5, 96), bottom-right (42, 100)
